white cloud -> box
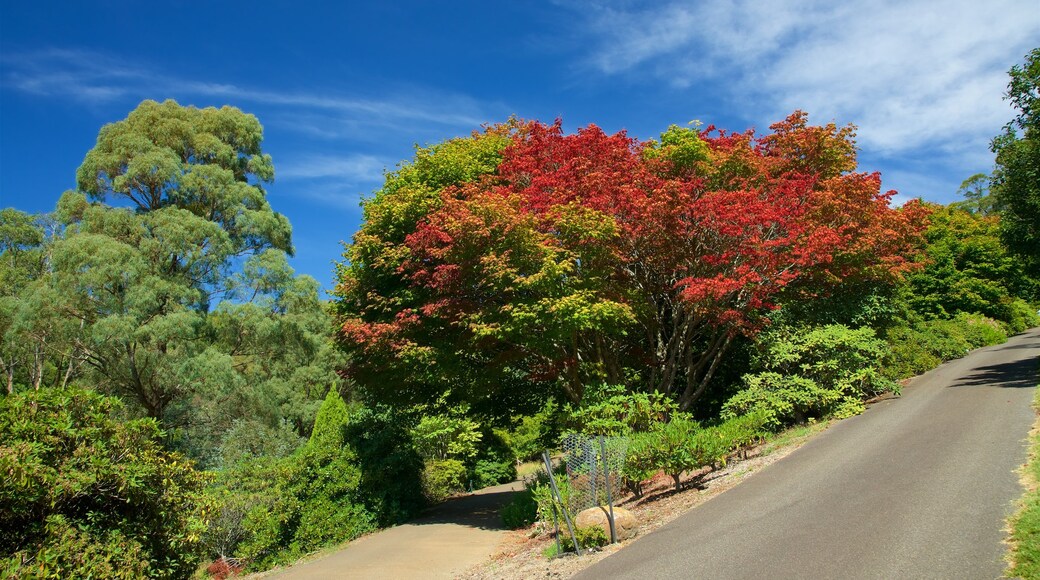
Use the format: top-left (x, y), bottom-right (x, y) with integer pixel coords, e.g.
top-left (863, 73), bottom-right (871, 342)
top-left (277, 154), bottom-right (387, 183)
top-left (570, 0), bottom-right (1039, 157)
top-left (1, 48), bottom-right (497, 134)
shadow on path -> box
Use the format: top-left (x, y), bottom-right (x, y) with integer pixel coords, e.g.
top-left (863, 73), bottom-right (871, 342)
top-left (950, 357), bottom-right (1039, 390)
top-left (409, 485), bottom-right (521, 530)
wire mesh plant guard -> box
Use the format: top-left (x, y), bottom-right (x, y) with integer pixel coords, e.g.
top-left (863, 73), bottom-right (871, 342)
top-left (560, 432), bottom-right (628, 543)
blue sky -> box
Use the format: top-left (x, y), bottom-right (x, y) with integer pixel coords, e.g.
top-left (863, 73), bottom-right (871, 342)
top-left (2, 1), bottom-right (1038, 292)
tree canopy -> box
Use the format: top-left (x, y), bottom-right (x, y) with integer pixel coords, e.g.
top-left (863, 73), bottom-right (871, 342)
top-left (992, 48), bottom-right (1040, 288)
top-left (334, 112), bottom-right (929, 413)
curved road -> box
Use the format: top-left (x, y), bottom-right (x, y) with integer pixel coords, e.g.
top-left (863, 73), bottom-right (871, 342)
top-left (576, 328), bottom-right (1040, 580)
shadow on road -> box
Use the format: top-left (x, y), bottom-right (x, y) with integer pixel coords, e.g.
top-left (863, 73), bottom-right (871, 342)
top-left (407, 487), bottom-right (519, 531)
top-left (949, 357), bottom-right (1039, 390)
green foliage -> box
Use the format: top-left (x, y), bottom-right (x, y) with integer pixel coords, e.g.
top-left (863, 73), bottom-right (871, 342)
top-left (640, 416), bottom-right (702, 490)
top-left (500, 489), bottom-right (538, 529)
top-left (991, 48), bottom-right (1040, 287)
top-left (559, 525), bottom-right (610, 553)
top-left (343, 406), bottom-right (425, 525)
top-left (411, 409), bottom-right (482, 462)
top-left (76, 99), bottom-right (291, 256)
top-left (906, 203), bottom-right (1036, 326)
top-left (1, 100), bottom-right (340, 471)
top-left (620, 431), bottom-right (658, 497)
top-left (470, 430), bottom-right (518, 488)
top-left (0, 388), bottom-right (209, 579)
top-left (882, 313), bottom-right (1013, 380)
top-left (723, 325), bottom-right (896, 428)
top-left (500, 400), bottom-right (565, 461)
top-left (308, 387), bottom-right (349, 449)
top-left (201, 398), bottom-right (425, 572)
top-left (218, 419), bottom-right (303, 467)
top-left (421, 459), bottom-right (468, 503)
top-left (643, 122), bottom-right (710, 176)
top-left (714, 410), bottom-right (770, 455)
top-left (723, 373), bottom-right (840, 429)
top-left (570, 384), bottom-right (680, 436)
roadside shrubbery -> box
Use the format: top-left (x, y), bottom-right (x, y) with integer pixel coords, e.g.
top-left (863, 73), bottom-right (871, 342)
top-left (883, 312), bottom-right (1022, 380)
top-left (723, 325), bottom-right (897, 429)
top-left (0, 388), bottom-right (210, 579)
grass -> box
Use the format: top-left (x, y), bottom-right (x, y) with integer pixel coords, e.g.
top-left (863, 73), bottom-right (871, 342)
top-left (1006, 358), bottom-right (1040, 579)
top-left (517, 460), bottom-right (544, 480)
top-left (760, 419), bottom-right (833, 455)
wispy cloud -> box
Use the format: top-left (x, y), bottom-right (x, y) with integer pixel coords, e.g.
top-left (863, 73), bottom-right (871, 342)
top-left (277, 154), bottom-right (388, 182)
top-left (568, 0), bottom-right (1040, 158)
top-left (1, 48), bottom-right (505, 210)
top-left (1, 48), bottom-right (499, 134)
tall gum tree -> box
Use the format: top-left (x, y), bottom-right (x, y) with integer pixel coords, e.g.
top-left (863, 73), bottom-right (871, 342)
top-left (2, 100), bottom-right (339, 467)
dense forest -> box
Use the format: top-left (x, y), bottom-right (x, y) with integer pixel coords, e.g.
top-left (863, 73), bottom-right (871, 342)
top-left (2, 48), bottom-right (1038, 577)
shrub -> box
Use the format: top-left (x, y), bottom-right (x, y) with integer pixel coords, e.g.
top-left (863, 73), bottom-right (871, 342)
top-left (882, 315), bottom-right (1010, 380)
top-left (559, 525), bottom-right (610, 553)
top-left (725, 325), bottom-right (897, 428)
top-left (500, 489), bottom-right (538, 529)
top-left (411, 411), bottom-right (482, 462)
top-left (529, 470), bottom-right (575, 526)
top-left (570, 384), bottom-right (679, 436)
top-left (621, 431), bottom-right (658, 497)
top-left (1005, 298), bottom-right (1040, 334)
top-left (469, 430), bottom-right (518, 489)
top-left (722, 373), bottom-right (839, 429)
top-left (953, 312), bottom-right (1008, 348)
top-left (715, 409), bottom-right (770, 457)
top-left (422, 459), bottom-right (468, 502)
top-left (0, 388), bottom-right (209, 579)
top-left (344, 406), bottom-right (425, 525)
top-left (224, 390), bottom-right (377, 571)
top-left (502, 400), bottom-right (565, 462)
top-left (644, 416), bottom-right (702, 491)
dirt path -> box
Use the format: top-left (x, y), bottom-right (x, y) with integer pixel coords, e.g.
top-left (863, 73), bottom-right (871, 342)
top-left (263, 481), bottom-right (523, 580)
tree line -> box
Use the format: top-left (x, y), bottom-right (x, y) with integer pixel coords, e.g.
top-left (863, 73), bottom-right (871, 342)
top-left (1, 48), bottom-right (1038, 577)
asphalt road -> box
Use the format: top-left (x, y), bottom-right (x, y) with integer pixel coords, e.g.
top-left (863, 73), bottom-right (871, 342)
top-left (575, 328), bottom-right (1040, 580)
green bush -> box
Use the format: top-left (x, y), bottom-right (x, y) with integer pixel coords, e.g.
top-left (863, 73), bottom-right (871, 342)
top-left (883, 314), bottom-right (1012, 380)
top-left (715, 409), bottom-right (770, 456)
top-left (570, 384), bottom-right (679, 436)
top-left (528, 469), bottom-right (575, 526)
top-left (224, 389), bottom-right (377, 571)
top-left (558, 525), bottom-right (610, 553)
top-left (470, 430), bottom-right (518, 489)
top-left (644, 416), bottom-right (702, 491)
top-left (621, 431), bottom-right (658, 497)
top-left (344, 406), bottom-right (425, 525)
top-left (722, 373), bottom-right (839, 429)
top-left (422, 459), bottom-right (468, 502)
top-left (953, 312), bottom-right (1008, 348)
top-left (502, 400), bottom-right (565, 462)
top-left (500, 489), bottom-right (538, 529)
top-left (725, 325), bottom-right (897, 428)
top-left (0, 388), bottom-right (209, 579)
top-left (1005, 298), bottom-right (1040, 333)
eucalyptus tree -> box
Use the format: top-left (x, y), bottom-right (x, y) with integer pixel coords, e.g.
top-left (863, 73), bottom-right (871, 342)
top-left (2, 100), bottom-right (341, 466)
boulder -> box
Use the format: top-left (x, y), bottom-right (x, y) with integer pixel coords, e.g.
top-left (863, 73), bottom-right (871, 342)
top-left (574, 506), bottom-right (639, 541)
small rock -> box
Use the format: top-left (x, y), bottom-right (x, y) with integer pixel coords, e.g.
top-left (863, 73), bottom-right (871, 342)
top-left (574, 506), bottom-right (638, 541)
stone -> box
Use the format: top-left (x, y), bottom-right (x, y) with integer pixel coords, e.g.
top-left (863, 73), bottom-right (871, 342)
top-left (574, 506), bottom-right (639, 541)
